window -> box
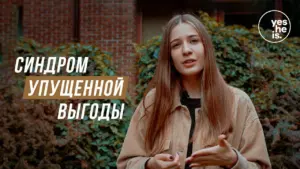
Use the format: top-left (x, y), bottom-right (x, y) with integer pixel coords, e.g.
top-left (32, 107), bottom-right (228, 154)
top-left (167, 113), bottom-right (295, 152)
top-left (17, 6), bottom-right (23, 39)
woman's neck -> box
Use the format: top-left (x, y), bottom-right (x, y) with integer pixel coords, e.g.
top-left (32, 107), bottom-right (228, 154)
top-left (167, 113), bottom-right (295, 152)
top-left (181, 75), bottom-right (201, 98)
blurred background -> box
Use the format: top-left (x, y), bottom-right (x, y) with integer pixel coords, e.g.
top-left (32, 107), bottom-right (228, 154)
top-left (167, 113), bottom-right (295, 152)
top-left (0, 0), bottom-right (299, 169)
top-left (1, 0), bottom-right (299, 95)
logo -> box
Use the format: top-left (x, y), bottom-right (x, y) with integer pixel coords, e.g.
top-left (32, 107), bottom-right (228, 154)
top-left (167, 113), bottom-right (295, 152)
top-left (258, 10), bottom-right (291, 43)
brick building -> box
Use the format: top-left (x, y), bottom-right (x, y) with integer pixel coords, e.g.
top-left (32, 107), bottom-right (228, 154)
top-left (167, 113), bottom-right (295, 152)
top-left (0, 0), bottom-right (283, 97)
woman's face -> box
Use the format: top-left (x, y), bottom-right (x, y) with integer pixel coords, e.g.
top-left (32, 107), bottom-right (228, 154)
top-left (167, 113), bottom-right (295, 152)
top-left (170, 23), bottom-right (205, 77)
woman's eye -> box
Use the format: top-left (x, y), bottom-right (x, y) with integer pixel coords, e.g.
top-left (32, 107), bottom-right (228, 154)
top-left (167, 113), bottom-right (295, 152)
top-left (190, 39), bottom-right (199, 44)
top-left (172, 44), bottom-right (179, 48)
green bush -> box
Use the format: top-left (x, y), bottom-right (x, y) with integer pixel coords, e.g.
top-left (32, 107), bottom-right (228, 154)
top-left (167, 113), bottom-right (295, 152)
top-left (0, 39), bottom-right (133, 169)
top-left (1, 10), bottom-right (299, 168)
top-left (134, 11), bottom-right (300, 169)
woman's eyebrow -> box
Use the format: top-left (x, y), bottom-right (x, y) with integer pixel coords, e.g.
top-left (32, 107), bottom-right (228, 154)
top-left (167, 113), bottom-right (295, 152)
top-left (188, 34), bottom-right (199, 38)
top-left (170, 38), bottom-right (179, 44)
top-left (170, 34), bottom-right (199, 43)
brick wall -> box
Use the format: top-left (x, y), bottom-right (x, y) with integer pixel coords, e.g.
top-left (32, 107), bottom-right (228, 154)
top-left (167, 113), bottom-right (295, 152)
top-left (23, 0), bottom-right (74, 45)
top-left (0, 0), bottom-right (138, 97)
top-left (0, 0), bottom-right (22, 64)
top-left (80, 0), bottom-right (137, 96)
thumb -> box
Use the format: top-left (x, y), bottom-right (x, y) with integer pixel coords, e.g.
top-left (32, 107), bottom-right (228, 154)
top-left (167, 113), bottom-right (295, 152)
top-left (173, 152), bottom-right (180, 162)
top-left (218, 134), bottom-right (228, 148)
top-left (156, 154), bottom-right (174, 161)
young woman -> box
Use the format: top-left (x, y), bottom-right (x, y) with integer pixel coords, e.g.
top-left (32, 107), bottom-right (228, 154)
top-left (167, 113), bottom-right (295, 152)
top-left (117, 14), bottom-right (271, 169)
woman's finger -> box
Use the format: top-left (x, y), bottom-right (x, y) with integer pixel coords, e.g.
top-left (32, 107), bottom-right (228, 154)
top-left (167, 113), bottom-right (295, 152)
top-left (168, 160), bottom-right (181, 169)
top-left (188, 156), bottom-right (213, 163)
top-left (191, 146), bottom-right (217, 157)
top-left (160, 160), bottom-right (180, 169)
top-left (173, 152), bottom-right (180, 162)
top-left (156, 153), bottom-right (174, 161)
top-left (218, 134), bottom-right (232, 149)
top-left (168, 153), bottom-right (181, 169)
top-left (218, 134), bottom-right (227, 147)
top-left (189, 161), bottom-right (210, 168)
top-left (223, 139), bottom-right (233, 149)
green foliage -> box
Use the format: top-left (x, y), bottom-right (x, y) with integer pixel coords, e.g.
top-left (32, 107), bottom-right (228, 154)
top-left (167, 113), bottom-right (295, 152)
top-left (134, 36), bottom-right (162, 102)
top-left (135, 11), bottom-right (300, 169)
top-left (1, 39), bottom-right (133, 169)
top-left (2, 10), bottom-right (300, 168)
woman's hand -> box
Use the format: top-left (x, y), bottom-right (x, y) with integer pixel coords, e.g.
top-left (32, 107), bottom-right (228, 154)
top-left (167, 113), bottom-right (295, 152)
top-left (185, 134), bottom-right (238, 168)
top-left (146, 152), bottom-right (181, 169)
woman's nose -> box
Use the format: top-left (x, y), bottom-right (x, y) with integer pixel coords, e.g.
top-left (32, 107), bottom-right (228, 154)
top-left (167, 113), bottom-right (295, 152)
top-left (182, 42), bottom-right (192, 56)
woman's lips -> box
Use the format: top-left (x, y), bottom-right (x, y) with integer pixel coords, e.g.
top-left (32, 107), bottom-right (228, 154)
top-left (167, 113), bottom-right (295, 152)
top-left (183, 59), bottom-right (196, 67)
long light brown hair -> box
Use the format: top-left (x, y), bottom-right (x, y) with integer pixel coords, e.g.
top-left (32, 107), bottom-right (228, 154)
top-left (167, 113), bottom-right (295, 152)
top-left (142, 14), bottom-right (234, 155)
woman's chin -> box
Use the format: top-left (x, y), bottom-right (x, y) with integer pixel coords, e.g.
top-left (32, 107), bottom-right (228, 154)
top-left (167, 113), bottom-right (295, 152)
top-left (179, 69), bottom-right (203, 78)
